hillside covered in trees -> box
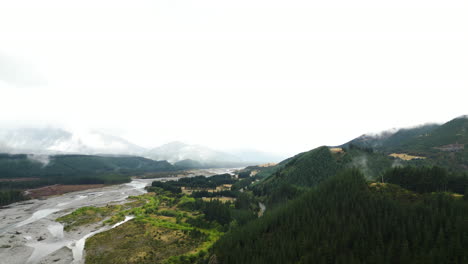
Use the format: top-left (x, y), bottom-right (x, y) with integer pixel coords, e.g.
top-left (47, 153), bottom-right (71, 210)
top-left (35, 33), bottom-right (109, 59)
top-left (0, 154), bottom-right (177, 205)
top-left (251, 146), bottom-right (400, 205)
top-left (0, 154), bottom-right (175, 180)
top-left (2, 115), bottom-right (468, 263)
top-left (212, 170), bottom-right (468, 264)
top-left (342, 116), bottom-right (468, 171)
top-left (205, 117), bottom-right (468, 263)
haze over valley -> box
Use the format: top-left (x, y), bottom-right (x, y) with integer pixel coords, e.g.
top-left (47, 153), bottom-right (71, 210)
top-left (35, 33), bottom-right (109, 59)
top-left (1, 0), bottom-right (467, 263)
top-left (1, 116), bottom-right (467, 263)
top-left (0, 126), bottom-right (284, 166)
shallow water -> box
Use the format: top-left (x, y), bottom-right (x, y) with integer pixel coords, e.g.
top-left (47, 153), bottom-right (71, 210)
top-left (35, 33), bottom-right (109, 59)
top-left (0, 178), bottom-right (154, 264)
top-left (16, 208), bottom-right (61, 228)
top-left (70, 216), bottom-right (135, 263)
top-left (0, 168), bottom-right (238, 264)
top-left (47, 223), bottom-right (64, 239)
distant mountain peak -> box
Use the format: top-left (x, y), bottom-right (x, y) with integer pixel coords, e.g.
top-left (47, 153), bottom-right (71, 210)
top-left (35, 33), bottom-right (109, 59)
top-left (146, 141), bottom-right (240, 163)
top-left (0, 127), bottom-right (282, 167)
top-left (0, 127), bottom-right (144, 155)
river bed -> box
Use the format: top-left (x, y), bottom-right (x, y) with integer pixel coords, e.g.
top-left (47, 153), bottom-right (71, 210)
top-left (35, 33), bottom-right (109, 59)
top-left (0, 168), bottom-right (237, 264)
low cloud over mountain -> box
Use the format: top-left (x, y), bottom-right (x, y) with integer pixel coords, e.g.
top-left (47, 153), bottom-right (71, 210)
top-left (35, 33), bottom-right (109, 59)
top-left (0, 127), bottom-right (282, 166)
top-left (0, 127), bottom-right (144, 155)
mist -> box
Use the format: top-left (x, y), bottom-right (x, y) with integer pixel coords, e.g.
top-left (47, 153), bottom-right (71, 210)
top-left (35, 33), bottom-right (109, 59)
top-left (27, 154), bottom-right (51, 166)
top-left (0, 0), bottom-right (467, 156)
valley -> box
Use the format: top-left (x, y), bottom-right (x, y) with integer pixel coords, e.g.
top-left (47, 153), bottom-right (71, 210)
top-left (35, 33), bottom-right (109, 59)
top-left (1, 1), bottom-right (465, 262)
top-left (0, 116), bottom-right (467, 264)
top-left (0, 168), bottom-right (237, 264)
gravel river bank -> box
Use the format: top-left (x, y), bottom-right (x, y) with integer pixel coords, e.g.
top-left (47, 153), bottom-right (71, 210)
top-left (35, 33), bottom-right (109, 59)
top-left (0, 168), bottom-right (236, 264)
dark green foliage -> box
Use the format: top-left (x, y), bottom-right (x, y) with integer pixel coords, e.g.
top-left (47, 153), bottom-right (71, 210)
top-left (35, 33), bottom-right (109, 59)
top-left (342, 117), bottom-right (468, 172)
top-left (237, 171), bottom-right (251, 178)
top-left (253, 146), bottom-right (393, 205)
top-left (234, 192), bottom-right (255, 210)
top-left (0, 189), bottom-right (27, 206)
top-left (253, 147), bottom-right (341, 198)
top-left (271, 146), bottom-right (341, 186)
top-left (0, 154), bottom-right (175, 180)
top-left (177, 174), bottom-right (235, 189)
top-left (202, 200), bottom-right (232, 226)
top-left (347, 143), bottom-right (375, 153)
top-left (188, 229), bottom-right (207, 240)
top-left (343, 124), bottom-right (439, 150)
top-left (213, 170), bottom-right (468, 264)
top-left (0, 180), bottom-right (43, 190)
top-left (404, 117), bottom-right (468, 152)
top-left (188, 199), bottom-right (234, 226)
top-left (191, 190), bottom-right (235, 198)
top-left (186, 215), bottom-right (213, 229)
top-left (0, 154), bottom-right (44, 178)
top-left (150, 174), bottom-right (235, 192)
top-left (384, 166), bottom-right (468, 194)
top-left (230, 208), bottom-right (256, 226)
top-left (186, 197), bottom-right (256, 229)
top-left (150, 181), bottom-right (182, 194)
top-left (0, 153), bottom-right (177, 205)
top-left (231, 178), bottom-right (253, 191)
top-left (257, 183), bottom-right (302, 205)
top-left (237, 164), bottom-right (284, 180)
top-left (448, 173), bottom-right (468, 194)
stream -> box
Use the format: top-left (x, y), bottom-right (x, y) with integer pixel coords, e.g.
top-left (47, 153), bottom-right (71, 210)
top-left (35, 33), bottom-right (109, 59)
top-left (258, 202), bottom-right (266, 217)
top-left (0, 168), bottom-right (237, 264)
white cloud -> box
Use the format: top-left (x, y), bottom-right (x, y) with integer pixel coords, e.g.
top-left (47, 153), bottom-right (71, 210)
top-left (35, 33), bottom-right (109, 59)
top-left (0, 0), bottom-right (466, 156)
top-left (0, 53), bottom-right (46, 86)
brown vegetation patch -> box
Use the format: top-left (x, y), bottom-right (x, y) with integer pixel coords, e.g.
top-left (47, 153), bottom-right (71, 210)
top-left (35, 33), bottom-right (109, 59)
top-left (139, 170), bottom-right (189, 179)
top-left (26, 184), bottom-right (107, 198)
top-left (369, 182), bottom-right (386, 188)
top-left (0, 178), bottom-right (40, 182)
top-left (258, 163), bottom-right (277, 167)
top-left (202, 197), bottom-right (236, 203)
top-left (389, 153), bottom-right (426, 161)
top-left (85, 220), bottom-right (204, 264)
top-left (329, 147), bottom-right (344, 153)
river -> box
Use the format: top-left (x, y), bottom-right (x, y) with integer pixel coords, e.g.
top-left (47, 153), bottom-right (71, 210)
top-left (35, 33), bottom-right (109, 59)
top-left (0, 168), bottom-right (237, 264)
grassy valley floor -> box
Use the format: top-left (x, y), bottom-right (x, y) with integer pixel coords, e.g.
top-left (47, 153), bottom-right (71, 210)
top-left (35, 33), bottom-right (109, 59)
top-left (59, 191), bottom-right (226, 264)
top-left (85, 220), bottom-right (206, 264)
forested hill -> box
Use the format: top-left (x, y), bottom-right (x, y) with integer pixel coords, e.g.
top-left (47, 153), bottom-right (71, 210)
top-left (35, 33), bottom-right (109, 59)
top-left (342, 123), bottom-right (439, 150)
top-left (250, 117), bottom-right (468, 205)
top-left (210, 117), bottom-right (468, 263)
top-left (213, 170), bottom-right (468, 264)
top-left (342, 116), bottom-right (468, 171)
top-left (344, 116), bottom-right (468, 152)
top-left (0, 153), bottom-right (175, 182)
top-left (0, 154), bottom-right (178, 205)
top-left (251, 146), bottom-right (396, 204)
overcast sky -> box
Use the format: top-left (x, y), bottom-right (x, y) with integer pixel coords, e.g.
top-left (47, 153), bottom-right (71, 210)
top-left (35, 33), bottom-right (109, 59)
top-left (0, 0), bottom-right (467, 156)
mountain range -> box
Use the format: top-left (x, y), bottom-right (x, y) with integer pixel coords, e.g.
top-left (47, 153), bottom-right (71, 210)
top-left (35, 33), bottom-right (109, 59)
top-left (213, 116), bottom-right (468, 263)
top-left (341, 115), bottom-right (468, 170)
top-left (239, 115), bottom-right (468, 204)
top-left (0, 127), bottom-right (144, 155)
top-left (1, 115), bottom-right (467, 262)
top-left (0, 127), bottom-right (284, 166)
top-left (342, 115), bottom-right (468, 152)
